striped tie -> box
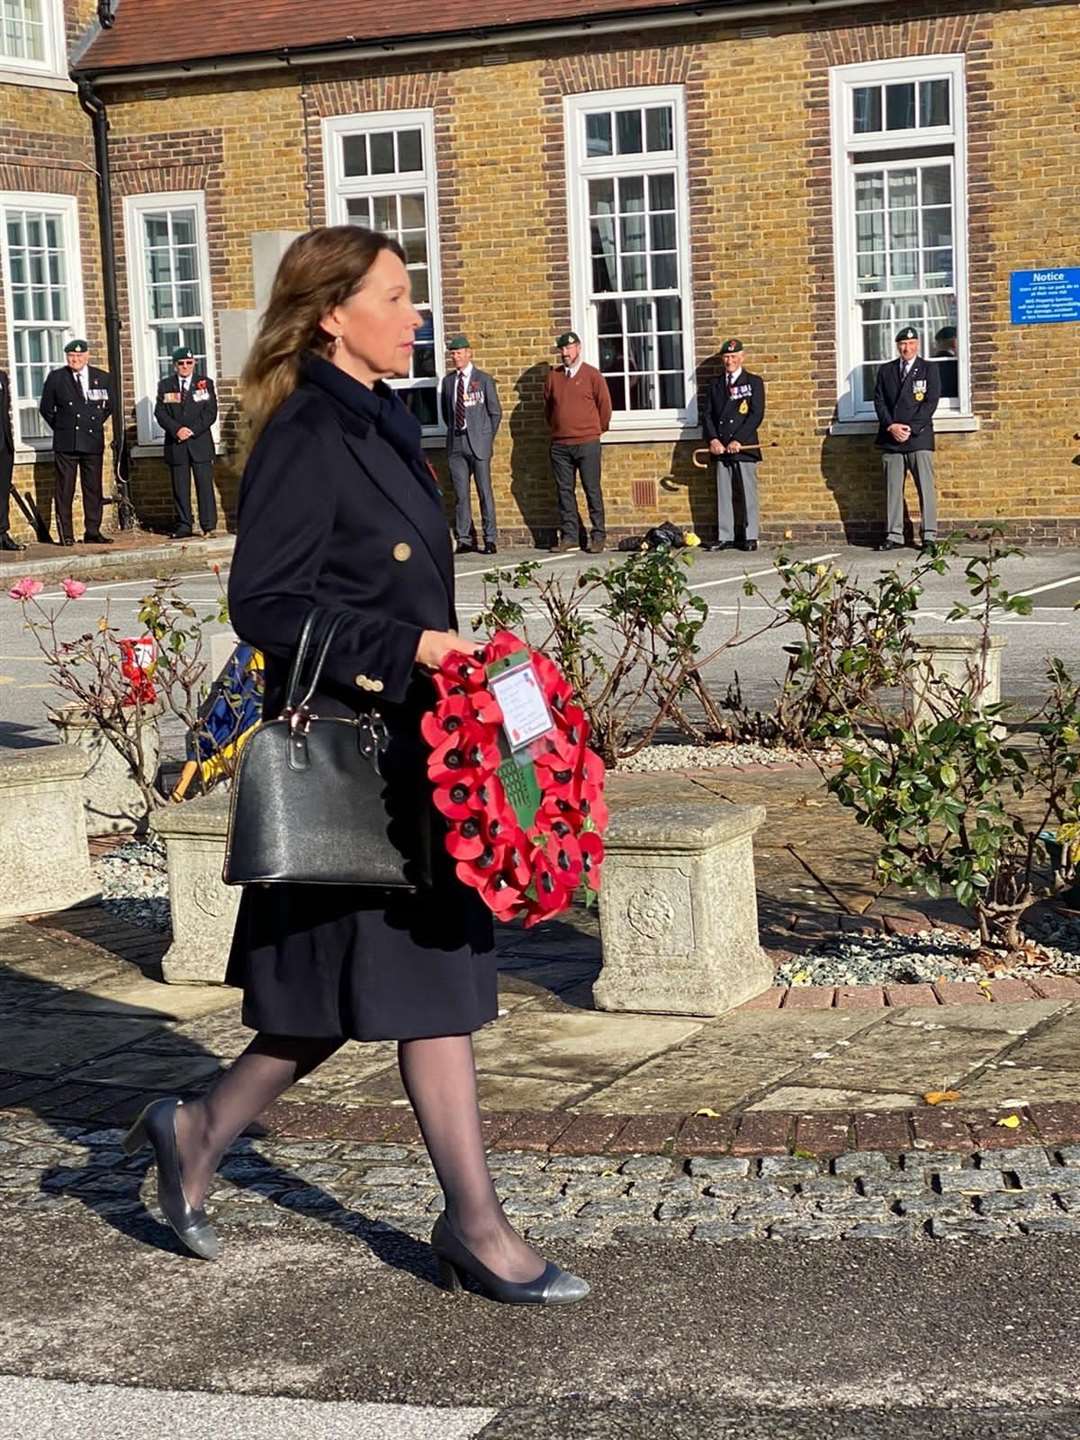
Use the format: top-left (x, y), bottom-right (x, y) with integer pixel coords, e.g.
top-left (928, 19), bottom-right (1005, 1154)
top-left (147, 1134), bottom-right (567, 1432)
top-left (455, 373), bottom-right (466, 430)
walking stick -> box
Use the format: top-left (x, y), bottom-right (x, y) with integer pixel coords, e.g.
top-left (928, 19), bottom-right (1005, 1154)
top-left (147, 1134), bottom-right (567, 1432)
top-left (11, 486), bottom-right (54, 543)
top-left (692, 443), bottom-right (778, 469)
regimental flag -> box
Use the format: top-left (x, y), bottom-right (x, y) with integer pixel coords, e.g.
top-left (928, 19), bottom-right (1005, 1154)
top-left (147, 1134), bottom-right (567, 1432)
top-left (185, 642), bottom-right (264, 788)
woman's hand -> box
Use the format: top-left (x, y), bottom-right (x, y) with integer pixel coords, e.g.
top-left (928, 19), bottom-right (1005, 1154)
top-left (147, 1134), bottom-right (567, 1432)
top-left (415, 629), bottom-right (476, 671)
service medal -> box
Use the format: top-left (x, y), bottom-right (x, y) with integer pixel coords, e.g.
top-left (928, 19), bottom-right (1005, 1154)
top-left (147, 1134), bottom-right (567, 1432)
top-left (739, 400), bottom-right (748, 414)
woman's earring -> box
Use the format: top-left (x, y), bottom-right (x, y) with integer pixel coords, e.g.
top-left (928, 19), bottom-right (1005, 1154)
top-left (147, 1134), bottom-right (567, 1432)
top-left (332, 335), bottom-right (342, 354)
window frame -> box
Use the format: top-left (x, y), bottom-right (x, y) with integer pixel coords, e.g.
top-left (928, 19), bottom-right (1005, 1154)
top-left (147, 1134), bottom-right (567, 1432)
top-left (123, 189), bottom-right (216, 447)
top-left (0, 0), bottom-right (68, 84)
top-left (564, 85), bottom-right (697, 438)
top-left (0, 189), bottom-right (85, 450)
top-left (829, 54), bottom-right (972, 424)
top-left (322, 108), bottom-right (445, 436)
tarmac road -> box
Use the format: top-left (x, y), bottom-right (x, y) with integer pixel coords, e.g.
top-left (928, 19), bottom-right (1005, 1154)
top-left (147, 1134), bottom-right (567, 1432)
top-left (3, 543), bottom-right (1079, 748)
top-left (3, 1207), bottom-right (1080, 1438)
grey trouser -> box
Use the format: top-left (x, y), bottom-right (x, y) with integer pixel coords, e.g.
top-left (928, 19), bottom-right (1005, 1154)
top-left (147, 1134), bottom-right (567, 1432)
top-left (883, 451), bottom-right (937, 543)
top-left (551, 440), bottom-right (605, 544)
top-left (715, 458), bottom-right (759, 544)
top-left (448, 436), bottom-right (497, 544)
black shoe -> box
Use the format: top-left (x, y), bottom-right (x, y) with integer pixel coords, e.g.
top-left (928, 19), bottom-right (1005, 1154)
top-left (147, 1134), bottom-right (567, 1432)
top-left (741, 540), bottom-right (759, 553)
top-left (587, 537), bottom-right (606, 555)
top-left (455, 539), bottom-right (476, 555)
top-left (876, 539), bottom-right (904, 552)
top-left (705, 541), bottom-right (734, 552)
top-left (202, 529), bottom-right (217, 539)
top-left (550, 539), bottom-right (579, 553)
top-left (170, 529), bottom-right (194, 541)
top-left (83, 532), bottom-right (113, 544)
top-left (59, 536), bottom-right (75, 547)
top-left (0, 531), bottom-right (26, 551)
top-left (430, 1214), bottom-right (589, 1306)
top-left (123, 1098), bottom-right (220, 1261)
top-left (482, 542), bottom-right (497, 555)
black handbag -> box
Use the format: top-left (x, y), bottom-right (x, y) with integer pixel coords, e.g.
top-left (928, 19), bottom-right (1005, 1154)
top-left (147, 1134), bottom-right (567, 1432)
top-left (222, 609), bottom-right (430, 889)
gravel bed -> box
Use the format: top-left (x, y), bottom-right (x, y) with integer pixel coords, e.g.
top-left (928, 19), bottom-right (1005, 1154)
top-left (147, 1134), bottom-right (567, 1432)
top-left (775, 911), bottom-right (1080, 988)
top-left (619, 741), bottom-right (827, 772)
top-left (93, 835), bottom-right (170, 933)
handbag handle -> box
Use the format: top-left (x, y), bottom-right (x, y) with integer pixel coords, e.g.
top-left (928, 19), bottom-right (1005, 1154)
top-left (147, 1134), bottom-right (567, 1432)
top-left (283, 608), bottom-right (347, 713)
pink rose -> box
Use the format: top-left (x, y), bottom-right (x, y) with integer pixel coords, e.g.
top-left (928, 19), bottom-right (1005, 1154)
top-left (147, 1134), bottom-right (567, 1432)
top-left (61, 578), bottom-right (88, 599)
top-left (8, 577), bottom-right (43, 601)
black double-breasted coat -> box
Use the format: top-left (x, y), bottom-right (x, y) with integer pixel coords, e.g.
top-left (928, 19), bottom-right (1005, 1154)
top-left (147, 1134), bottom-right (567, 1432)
top-left (39, 365), bottom-right (116, 454)
top-left (225, 355), bottom-right (496, 1041)
top-left (873, 356), bottom-right (941, 453)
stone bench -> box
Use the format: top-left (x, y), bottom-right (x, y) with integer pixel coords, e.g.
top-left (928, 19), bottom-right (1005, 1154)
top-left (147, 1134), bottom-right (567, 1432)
top-left (0, 744), bottom-right (97, 920)
top-left (593, 798), bottom-right (772, 1017)
top-left (151, 788), bottom-right (241, 983)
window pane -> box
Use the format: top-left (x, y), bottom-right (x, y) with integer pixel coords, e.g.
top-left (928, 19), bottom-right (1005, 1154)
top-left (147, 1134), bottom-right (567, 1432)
top-left (650, 212), bottom-right (676, 251)
top-left (923, 208), bottom-right (952, 251)
top-left (144, 215), bottom-right (170, 246)
top-left (598, 335), bottom-right (623, 372)
top-left (645, 106), bottom-right (674, 152)
top-left (341, 135), bottom-right (368, 177)
top-left (176, 284), bottom-right (200, 317)
top-left (627, 373), bottom-right (655, 410)
top-left (397, 129), bottom-right (423, 171)
top-left (618, 175), bottom-right (644, 212)
top-left (620, 213), bottom-right (646, 253)
top-left (919, 78), bottom-right (950, 128)
top-left (651, 252), bottom-right (677, 289)
top-left (370, 131), bottom-right (396, 174)
top-left (625, 299), bottom-right (650, 334)
top-left (402, 230), bottom-right (427, 265)
top-left (409, 268), bottom-right (430, 305)
top-left (615, 109), bottom-right (643, 154)
top-left (649, 173), bottom-right (675, 211)
top-left (659, 372), bottom-right (685, 408)
top-left (395, 193), bottom-right (422, 230)
top-left (854, 173), bottom-right (883, 212)
top-left (412, 342), bottom-right (436, 378)
top-left (658, 332), bottom-right (682, 370)
top-left (346, 197), bottom-right (371, 226)
top-left (922, 249), bottom-right (953, 288)
top-left (372, 195), bottom-right (397, 232)
top-left (885, 83), bottom-right (916, 131)
top-left (401, 386), bottom-right (437, 427)
top-left (596, 300), bottom-right (621, 335)
top-left (589, 177), bottom-right (615, 217)
top-left (171, 212), bottom-right (197, 247)
top-left (604, 374), bottom-right (626, 409)
top-left (620, 253), bottom-right (647, 290)
top-left (586, 112), bottom-right (613, 157)
top-left (627, 334), bottom-right (654, 373)
top-left (921, 165), bottom-right (952, 208)
top-left (853, 86), bottom-right (881, 134)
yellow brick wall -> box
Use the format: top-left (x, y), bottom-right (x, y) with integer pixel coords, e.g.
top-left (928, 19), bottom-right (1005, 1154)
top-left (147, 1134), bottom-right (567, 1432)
top-left (8, 3), bottom-right (1077, 544)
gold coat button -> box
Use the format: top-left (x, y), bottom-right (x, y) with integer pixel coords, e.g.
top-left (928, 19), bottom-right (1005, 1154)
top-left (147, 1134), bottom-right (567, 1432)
top-left (371, 679), bottom-right (384, 693)
top-left (392, 542), bottom-right (412, 562)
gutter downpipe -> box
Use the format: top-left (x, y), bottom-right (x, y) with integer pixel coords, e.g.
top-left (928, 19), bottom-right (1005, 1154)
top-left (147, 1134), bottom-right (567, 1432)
top-left (77, 76), bottom-right (135, 528)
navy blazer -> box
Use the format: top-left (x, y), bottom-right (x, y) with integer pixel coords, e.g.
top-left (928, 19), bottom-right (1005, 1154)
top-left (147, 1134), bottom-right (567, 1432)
top-left (39, 364), bottom-right (117, 455)
top-left (702, 370), bottom-right (765, 460)
top-left (154, 372), bottom-right (218, 464)
top-left (228, 368), bottom-right (454, 722)
top-left (873, 356), bottom-right (941, 453)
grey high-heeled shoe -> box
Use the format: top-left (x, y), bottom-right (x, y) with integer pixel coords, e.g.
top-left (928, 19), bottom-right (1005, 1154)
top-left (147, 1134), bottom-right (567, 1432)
top-left (430, 1214), bottom-right (589, 1305)
top-left (123, 1098), bottom-right (220, 1261)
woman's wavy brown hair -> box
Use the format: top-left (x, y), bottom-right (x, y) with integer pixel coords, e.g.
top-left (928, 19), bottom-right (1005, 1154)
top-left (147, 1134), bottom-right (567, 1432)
top-left (240, 225), bottom-right (406, 449)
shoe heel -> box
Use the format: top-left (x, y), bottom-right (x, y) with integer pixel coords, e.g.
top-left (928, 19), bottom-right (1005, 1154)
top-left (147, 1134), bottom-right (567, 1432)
top-left (437, 1257), bottom-right (464, 1293)
top-left (122, 1115), bottom-right (148, 1155)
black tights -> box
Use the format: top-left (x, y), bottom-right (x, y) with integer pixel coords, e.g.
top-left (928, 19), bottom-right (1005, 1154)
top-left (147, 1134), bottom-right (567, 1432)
top-left (173, 1032), bottom-right (544, 1282)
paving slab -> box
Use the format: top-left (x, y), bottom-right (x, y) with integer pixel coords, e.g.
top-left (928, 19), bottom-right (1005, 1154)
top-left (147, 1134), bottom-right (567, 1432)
top-left (746, 1086), bottom-right (922, 1113)
top-left (37, 977), bottom-right (233, 1022)
top-left (573, 1011), bottom-right (883, 1114)
top-left (470, 1009), bottom-right (704, 1086)
top-left (1, 1010), bottom-right (162, 1077)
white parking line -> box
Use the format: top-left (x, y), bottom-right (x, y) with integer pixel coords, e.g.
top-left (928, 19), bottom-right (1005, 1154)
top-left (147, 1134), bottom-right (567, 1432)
top-left (1014, 573), bottom-right (1080, 598)
top-left (688, 552), bottom-right (841, 592)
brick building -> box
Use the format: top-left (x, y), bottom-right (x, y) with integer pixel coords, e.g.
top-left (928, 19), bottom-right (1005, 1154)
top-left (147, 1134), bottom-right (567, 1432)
top-left (2, 0), bottom-right (1078, 544)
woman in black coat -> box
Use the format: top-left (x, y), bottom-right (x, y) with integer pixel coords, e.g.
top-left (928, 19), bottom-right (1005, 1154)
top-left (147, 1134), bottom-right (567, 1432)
top-left (124, 227), bottom-right (588, 1306)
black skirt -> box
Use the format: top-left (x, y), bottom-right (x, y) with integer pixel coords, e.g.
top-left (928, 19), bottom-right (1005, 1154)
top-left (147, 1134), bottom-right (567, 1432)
top-left (225, 844), bottom-right (497, 1041)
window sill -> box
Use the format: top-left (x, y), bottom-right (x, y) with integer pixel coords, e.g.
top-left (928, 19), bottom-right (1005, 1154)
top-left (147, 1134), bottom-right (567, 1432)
top-left (0, 66), bottom-right (76, 92)
top-left (603, 425), bottom-right (702, 444)
top-left (829, 415), bottom-right (981, 436)
top-left (13, 446), bottom-right (50, 464)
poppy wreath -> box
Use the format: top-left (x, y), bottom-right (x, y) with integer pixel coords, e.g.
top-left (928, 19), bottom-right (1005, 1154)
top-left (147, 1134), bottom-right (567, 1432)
top-left (422, 629), bottom-right (607, 926)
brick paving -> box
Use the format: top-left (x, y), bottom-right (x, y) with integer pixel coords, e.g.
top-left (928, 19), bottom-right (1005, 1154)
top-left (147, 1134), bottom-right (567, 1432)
top-left (3, 1113), bottom-right (1079, 1247)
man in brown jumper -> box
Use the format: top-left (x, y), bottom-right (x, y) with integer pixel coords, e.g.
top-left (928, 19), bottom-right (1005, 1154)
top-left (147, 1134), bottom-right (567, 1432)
top-left (543, 330), bottom-right (612, 553)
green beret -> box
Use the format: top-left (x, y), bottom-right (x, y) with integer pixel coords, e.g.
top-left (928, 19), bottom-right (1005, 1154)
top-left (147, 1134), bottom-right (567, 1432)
top-left (447, 335), bottom-right (471, 351)
top-left (64, 339), bottom-right (89, 354)
top-left (895, 326), bottom-right (919, 342)
top-left (555, 331), bottom-right (581, 348)
top-left (172, 345), bottom-right (195, 362)
top-left (721, 338), bottom-right (744, 354)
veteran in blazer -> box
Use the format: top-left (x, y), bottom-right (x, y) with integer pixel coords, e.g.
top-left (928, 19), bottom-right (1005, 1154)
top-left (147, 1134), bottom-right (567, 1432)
top-left (439, 335), bottom-right (501, 554)
top-left (873, 325), bottom-right (941, 552)
top-left (154, 345), bottom-right (219, 538)
top-left (0, 367), bottom-right (24, 550)
top-left (121, 227), bottom-right (589, 1306)
top-left (702, 338), bottom-right (765, 552)
top-left (38, 338), bottom-right (117, 545)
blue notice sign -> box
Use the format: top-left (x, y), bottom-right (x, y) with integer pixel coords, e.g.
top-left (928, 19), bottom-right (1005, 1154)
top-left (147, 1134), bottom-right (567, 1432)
top-left (1010, 267), bottom-right (1080, 325)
